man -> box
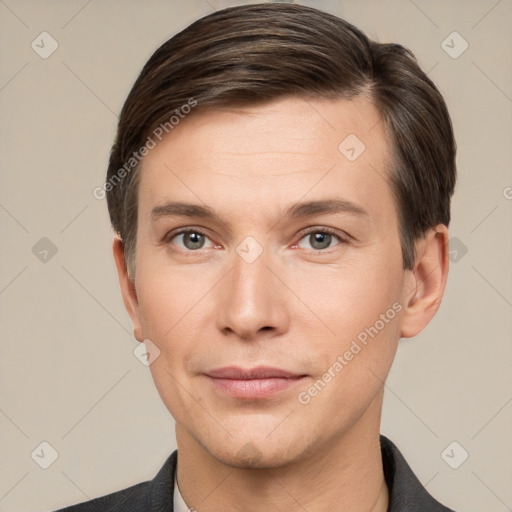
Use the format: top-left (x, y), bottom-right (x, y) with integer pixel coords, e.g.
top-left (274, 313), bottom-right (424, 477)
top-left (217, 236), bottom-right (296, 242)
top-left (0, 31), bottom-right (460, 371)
top-left (58, 3), bottom-right (457, 511)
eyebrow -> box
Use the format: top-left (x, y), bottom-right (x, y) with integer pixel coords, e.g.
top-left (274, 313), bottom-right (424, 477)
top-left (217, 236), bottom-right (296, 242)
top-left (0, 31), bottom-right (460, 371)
top-left (152, 202), bottom-right (219, 220)
top-left (285, 199), bottom-right (368, 218)
top-left (151, 199), bottom-right (368, 224)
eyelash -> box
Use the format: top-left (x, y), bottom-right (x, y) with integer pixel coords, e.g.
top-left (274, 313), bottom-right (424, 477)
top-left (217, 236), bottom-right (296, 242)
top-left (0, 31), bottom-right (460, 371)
top-left (294, 226), bottom-right (348, 251)
top-left (163, 227), bottom-right (217, 254)
top-left (163, 226), bottom-right (348, 253)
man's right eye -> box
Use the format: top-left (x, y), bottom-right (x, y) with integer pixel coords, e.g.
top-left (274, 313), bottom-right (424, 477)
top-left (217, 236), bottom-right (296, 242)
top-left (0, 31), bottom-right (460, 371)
top-left (167, 229), bottom-right (216, 251)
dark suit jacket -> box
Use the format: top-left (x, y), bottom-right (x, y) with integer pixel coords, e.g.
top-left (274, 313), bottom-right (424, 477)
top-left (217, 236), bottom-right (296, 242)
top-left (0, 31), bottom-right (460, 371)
top-left (54, 435), bottom-right (455, 511)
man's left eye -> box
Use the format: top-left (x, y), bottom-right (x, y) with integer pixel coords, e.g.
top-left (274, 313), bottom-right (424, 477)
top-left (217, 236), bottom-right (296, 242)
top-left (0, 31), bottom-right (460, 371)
top-left (297, 230), bottom-right (342, 251)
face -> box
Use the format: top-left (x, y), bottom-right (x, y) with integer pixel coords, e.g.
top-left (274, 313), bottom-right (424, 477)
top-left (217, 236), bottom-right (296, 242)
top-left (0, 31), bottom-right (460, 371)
top-left (120, 95), bottom-right (418, 468)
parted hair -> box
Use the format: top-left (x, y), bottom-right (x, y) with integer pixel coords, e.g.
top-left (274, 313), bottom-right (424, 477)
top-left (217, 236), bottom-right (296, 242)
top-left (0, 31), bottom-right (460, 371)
top-left (106, 3), bottom-right (456, 275)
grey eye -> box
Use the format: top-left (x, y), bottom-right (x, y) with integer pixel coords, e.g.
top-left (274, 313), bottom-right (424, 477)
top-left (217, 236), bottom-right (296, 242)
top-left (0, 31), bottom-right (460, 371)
top-left (308, 232), bottom-right (333, 250)
top-left (297, 231), bottom-right (339, 250)
top-left (182, 232), bottom-right (205, 250)
top-left (171, 231), bottom-right (214, 250)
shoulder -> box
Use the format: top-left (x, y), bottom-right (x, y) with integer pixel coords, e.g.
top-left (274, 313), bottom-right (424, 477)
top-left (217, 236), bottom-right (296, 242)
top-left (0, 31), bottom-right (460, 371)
top-left (54, 481), bottom-right (150, 512)
top-left (380, 435), bottom-right (457, 512)
top-left (53, 451), bottom-right (177, 512)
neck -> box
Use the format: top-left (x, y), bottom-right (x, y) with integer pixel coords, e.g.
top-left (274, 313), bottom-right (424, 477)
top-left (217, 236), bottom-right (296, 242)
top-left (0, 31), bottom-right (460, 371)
top-left (175, 390), bottom-right (388, 512)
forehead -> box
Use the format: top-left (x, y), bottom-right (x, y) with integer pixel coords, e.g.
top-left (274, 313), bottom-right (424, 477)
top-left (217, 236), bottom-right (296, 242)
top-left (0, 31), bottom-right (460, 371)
top-left (137, 95), bottom-right (395, 225)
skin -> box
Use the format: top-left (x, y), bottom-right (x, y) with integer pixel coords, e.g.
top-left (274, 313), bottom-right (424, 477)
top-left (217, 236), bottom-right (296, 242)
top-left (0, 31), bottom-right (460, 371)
top-left (113, 95), bottom-right (449, 512)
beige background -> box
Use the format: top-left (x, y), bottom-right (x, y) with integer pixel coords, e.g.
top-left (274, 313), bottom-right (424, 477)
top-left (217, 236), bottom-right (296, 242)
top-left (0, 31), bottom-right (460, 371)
top-left (1, 1), bottom-right (511, 511)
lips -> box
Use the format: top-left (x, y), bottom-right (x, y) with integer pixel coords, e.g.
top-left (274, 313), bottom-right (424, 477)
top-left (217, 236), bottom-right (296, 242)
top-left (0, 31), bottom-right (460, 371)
top-left (205, 366), bottom-right (303, 379)
top-left (204, 366), bottom-right (307, 399)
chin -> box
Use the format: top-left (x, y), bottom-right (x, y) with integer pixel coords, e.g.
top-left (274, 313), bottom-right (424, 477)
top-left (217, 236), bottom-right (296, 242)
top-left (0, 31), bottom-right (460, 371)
top-left (194, 418), bottom-right (320, 470)
top-left (208, 439), bottom-right (305, 470)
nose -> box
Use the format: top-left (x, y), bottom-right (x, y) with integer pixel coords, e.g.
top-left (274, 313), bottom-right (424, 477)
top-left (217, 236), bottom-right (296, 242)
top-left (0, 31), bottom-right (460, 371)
top-left (216, 244), bottom-right (290, 342)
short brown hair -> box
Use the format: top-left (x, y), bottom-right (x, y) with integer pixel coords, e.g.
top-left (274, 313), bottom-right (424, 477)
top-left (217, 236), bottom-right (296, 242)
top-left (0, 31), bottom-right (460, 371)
top-left (106, 3), bottom-right (456, 275)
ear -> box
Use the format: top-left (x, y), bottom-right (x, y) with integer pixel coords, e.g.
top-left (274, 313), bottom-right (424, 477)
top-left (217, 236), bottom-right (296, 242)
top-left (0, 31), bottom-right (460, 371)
top-left (113, 236), bottom-right (144, 341)
top-left (400, 225), bottom-right (449, 339)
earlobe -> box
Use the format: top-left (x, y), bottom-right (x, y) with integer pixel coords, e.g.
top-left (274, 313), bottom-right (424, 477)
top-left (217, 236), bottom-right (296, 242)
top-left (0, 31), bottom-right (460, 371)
top-left (400, 225), bottom-right (449, 339)
top-left (112, 237), bottom-right (144, 341)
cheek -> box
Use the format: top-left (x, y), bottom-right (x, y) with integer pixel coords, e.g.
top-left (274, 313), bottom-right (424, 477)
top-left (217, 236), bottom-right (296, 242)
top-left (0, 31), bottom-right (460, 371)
top-left (135, 256), bottom-right (210, 338)
top-left (292, 254), bottom-right (404, 343)
top-left (134, 260), bottom-right (222, 387)
top-left (291, 250), bottom-right (404, 410)
top-left (294, 263), bottom-right (403, 425)
top-left (136, 269), bottom-right (207, 420)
